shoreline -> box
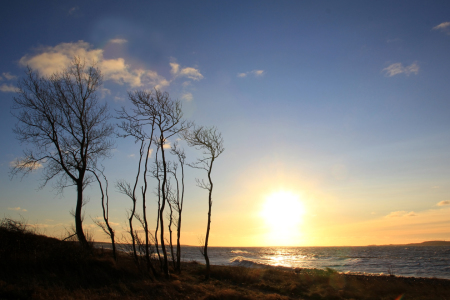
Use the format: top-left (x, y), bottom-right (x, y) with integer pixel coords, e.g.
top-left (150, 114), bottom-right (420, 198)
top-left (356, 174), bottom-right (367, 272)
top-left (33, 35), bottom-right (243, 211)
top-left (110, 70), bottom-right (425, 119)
top-left (94, 242), bottom-right (450, 281)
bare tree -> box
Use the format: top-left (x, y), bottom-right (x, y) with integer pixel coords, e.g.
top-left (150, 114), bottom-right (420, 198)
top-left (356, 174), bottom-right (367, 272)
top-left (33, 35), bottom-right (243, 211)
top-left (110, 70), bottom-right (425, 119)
top-left (116, 90), bottom-right (156, 274)
top-left (11, 57), bottom-right (114, 249)
top-left (90, 167), bottom-right (116, 261)
top-left (118, 89), bottom-right (189, 277)
top-left (165, 174), bottom-right (177, 269)
top-left (152, 90), bottom-right (189, 278)
top-left (115, 139), bottom-right (146, 265)
top-left (169, 141), bottom-right (186, 273)
top-left (183, 126), bottom-right (224, 279)
top-left (150, 146), bottom-right (163, 270)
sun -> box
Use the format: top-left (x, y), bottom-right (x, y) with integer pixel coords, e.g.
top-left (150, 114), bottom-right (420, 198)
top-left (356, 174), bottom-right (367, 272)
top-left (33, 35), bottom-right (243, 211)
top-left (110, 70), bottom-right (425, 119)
top-left (260, 191), bottom-right (306, 245)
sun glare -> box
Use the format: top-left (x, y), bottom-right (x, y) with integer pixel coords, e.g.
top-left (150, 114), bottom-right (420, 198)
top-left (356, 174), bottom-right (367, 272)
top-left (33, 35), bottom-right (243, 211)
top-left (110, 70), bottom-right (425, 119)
top-left (260, 191), bottom-right (306, 245)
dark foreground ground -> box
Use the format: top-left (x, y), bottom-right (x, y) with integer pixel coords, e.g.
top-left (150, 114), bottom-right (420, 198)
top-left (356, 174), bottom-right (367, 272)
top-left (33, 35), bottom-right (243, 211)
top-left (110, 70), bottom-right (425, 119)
top-left (1, 219), bottom-right (450, 300)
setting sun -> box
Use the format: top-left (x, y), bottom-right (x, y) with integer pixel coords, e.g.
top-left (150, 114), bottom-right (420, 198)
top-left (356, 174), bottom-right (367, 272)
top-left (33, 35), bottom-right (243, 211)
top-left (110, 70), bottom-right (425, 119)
top-left (260, 191), bottom-right (306, 245)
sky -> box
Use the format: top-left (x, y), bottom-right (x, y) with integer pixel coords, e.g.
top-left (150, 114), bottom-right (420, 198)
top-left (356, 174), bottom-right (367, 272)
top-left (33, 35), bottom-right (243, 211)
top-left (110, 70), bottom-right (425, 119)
top-left (1, 0), bottom-right (450, 247)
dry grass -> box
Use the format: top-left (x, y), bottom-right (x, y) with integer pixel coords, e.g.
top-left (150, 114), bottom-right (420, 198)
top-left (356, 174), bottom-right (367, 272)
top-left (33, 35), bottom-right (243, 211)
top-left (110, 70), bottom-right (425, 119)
top-left (1, 218), bottom-right (450, 299)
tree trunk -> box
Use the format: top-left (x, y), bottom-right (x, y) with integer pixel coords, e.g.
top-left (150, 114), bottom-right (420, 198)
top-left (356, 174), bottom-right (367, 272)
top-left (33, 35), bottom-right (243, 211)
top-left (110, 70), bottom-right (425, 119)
top-left (75, 181), bottom-right (89, 249)
top-left (159, 136), bottom-right (170, 278)
top-left (204, 159), bottom-right (214, 279)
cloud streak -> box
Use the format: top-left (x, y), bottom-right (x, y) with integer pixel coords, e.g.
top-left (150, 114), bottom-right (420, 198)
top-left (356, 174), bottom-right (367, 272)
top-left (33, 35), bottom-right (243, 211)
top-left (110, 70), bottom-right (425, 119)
top-left (8, 207), bottom-right (27, 212)
top-left (383, 62), bottom-right (419, 77)
top-left (385, 211), bottom-right (417, 218)
top-left (10, 159), bottom-right (43, 170)
top-left (433, 22), bottom-right (450, 35)
top-left (238, 70), bottom-right (265, 78)
top-left (0, 84), bottom-right (19, 93)
top-left (2, 72), bottom-right (17, 80)
top-left (437, 200), bottom-right (450, 206)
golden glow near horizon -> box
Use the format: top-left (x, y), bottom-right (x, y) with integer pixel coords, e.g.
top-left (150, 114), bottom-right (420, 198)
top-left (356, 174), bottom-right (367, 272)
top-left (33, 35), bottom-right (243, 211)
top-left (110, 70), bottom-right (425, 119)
top-left (260, 191), bottom-right (306, 246)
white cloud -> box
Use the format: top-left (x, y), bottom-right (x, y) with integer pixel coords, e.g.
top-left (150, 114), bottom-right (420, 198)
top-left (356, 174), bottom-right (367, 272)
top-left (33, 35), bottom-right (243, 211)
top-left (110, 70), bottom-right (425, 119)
top-left (109, 38), bottom-right (128, 44)
top-left (253, 70), bottom-right (265, 76)
top-left (237, 69), bottom-right (265, 78)
top-left (8, 207), bottom-right (27, 212)
top-left (182, 81), bottom-right (191, 87)
top-left (127, 154), bottom-right (135, 158)
top-left (0, 83), bottom-right (19, 93)
top-left (2, 72), bottom-right (17, 80)
top-left (437, 200), bottom-right (450, 206)
top-left (10, 159), bottom-right (43, 170)
top-left (18, 41), bottom-right (202, 91)
top-left (181, 92), bottom-right (193, 102)
top-left (385, 210), bottom-right (417, 218)
top-left (383, 62), bottom-right (419, 77)
top-left (432, 22), bottom-right (450, 34)
top-left (170, 61), bottom-right (203, 81)
top-left (179, 67), bottom-right (203, 80)
top-left (170, 62), bottom-right (180, 75)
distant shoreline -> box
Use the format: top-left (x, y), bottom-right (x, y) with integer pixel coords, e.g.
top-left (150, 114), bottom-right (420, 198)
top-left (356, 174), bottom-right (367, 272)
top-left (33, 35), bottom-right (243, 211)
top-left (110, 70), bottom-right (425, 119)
top-left (95, 240), bottom-right (450, 248)
top-left (368, 240), bottom-right (450, 247)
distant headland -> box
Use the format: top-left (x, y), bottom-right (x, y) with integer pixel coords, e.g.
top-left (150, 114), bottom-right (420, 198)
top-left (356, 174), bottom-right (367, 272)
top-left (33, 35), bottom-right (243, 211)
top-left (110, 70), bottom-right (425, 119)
top-left (368, 241), bottom-right (450, 247)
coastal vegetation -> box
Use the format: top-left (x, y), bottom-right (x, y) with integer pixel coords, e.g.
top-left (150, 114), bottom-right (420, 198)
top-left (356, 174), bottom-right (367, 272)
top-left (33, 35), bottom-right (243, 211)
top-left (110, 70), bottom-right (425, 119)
top-left (10, 57), bottom-right (225, 279)
top-left (1, 217), bottom-right (450, 300)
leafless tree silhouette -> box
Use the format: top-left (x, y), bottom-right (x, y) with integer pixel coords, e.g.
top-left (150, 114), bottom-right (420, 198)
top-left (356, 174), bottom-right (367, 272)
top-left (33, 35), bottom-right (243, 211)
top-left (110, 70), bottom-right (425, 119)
top-left (11, 57), bottom-right (114, 249)
top-left (182, 126), bottom-right (224, 279)
top-left (117, 89), bottom-right (190, 278)
top-left (116, 90), bottom-right (157, 274)
top-left (169, 141), bottom-right (187, 273)
top-left (90, 167), bottom-right (116, 261)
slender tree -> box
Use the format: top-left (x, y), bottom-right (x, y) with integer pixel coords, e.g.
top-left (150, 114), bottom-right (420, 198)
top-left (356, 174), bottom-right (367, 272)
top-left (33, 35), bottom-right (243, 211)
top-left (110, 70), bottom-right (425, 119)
top-left (116, 90), bottom-right (156, 274)
top-left (116, 139), bottom-right (145, 265)
top-left (151, 146), bottom-right (163, 270)
top-left (165, 174), bottom-right (177, 269)
top-left (169, 141), bottom-right (187, 273)
top-left (11, 57), bottom-right (114, 249)
top-left (152, 90), bottom-right (188, 278)
top-left (118, 89), bottom-right (189, 277)
top-left (90, 167), bottom-right (116, 261)
top-left (183, 126), bottom-right (224, 279)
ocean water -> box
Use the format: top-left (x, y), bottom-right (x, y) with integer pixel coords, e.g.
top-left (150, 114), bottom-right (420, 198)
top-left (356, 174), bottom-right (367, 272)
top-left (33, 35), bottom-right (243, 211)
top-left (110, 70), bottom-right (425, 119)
top-left (97, 243), bottom-right (450, 279)
top-left (180, 246), bottom-right (450, 279)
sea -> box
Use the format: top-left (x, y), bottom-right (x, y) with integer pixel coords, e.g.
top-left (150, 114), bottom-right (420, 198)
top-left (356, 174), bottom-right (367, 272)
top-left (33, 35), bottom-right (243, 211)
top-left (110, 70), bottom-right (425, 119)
top-left (97, 244), bottom-right (450, 280)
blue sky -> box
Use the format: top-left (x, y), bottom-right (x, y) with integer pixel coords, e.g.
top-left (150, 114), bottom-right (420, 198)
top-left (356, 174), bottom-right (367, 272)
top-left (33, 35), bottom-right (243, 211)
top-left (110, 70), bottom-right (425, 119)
top-left (1, 1), bottom-right (450, 246)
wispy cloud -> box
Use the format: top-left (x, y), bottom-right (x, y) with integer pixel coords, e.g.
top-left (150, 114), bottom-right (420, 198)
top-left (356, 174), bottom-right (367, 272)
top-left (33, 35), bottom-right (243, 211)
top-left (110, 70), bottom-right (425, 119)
top-left (238, 69), bottom-right (265, 78)
top-left (181, 92), bottom-right (193, 102)
top-left (385, 211), bottom-right (417, 218)
top-left (109, 38), bottom-right (128, 44)
top-left (8, 207), bottom-right (27, 212)
top-left (170, 62), bottom-right (203, 81)
top-left (18, 41), bottom-right (203, 91)
top-left (0, 84), bottom-right (19, 93)
top-left (383, 62), bottom-right (419, 77)
top-left (147, 148), bottom-right (154, 158)
top-left (432, 22), bottom-right (450, 35)
top-left (437, 200), bottom-right (450, 206)
top-left (2, 72), bottom-right (17, 80)
top-left (10, 159), bottom-right (43, 170)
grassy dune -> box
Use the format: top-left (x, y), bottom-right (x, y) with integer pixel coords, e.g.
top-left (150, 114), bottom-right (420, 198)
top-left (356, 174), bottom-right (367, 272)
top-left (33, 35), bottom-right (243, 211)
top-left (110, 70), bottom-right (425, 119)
top-left (1, 218), bottom-right (450, 300)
